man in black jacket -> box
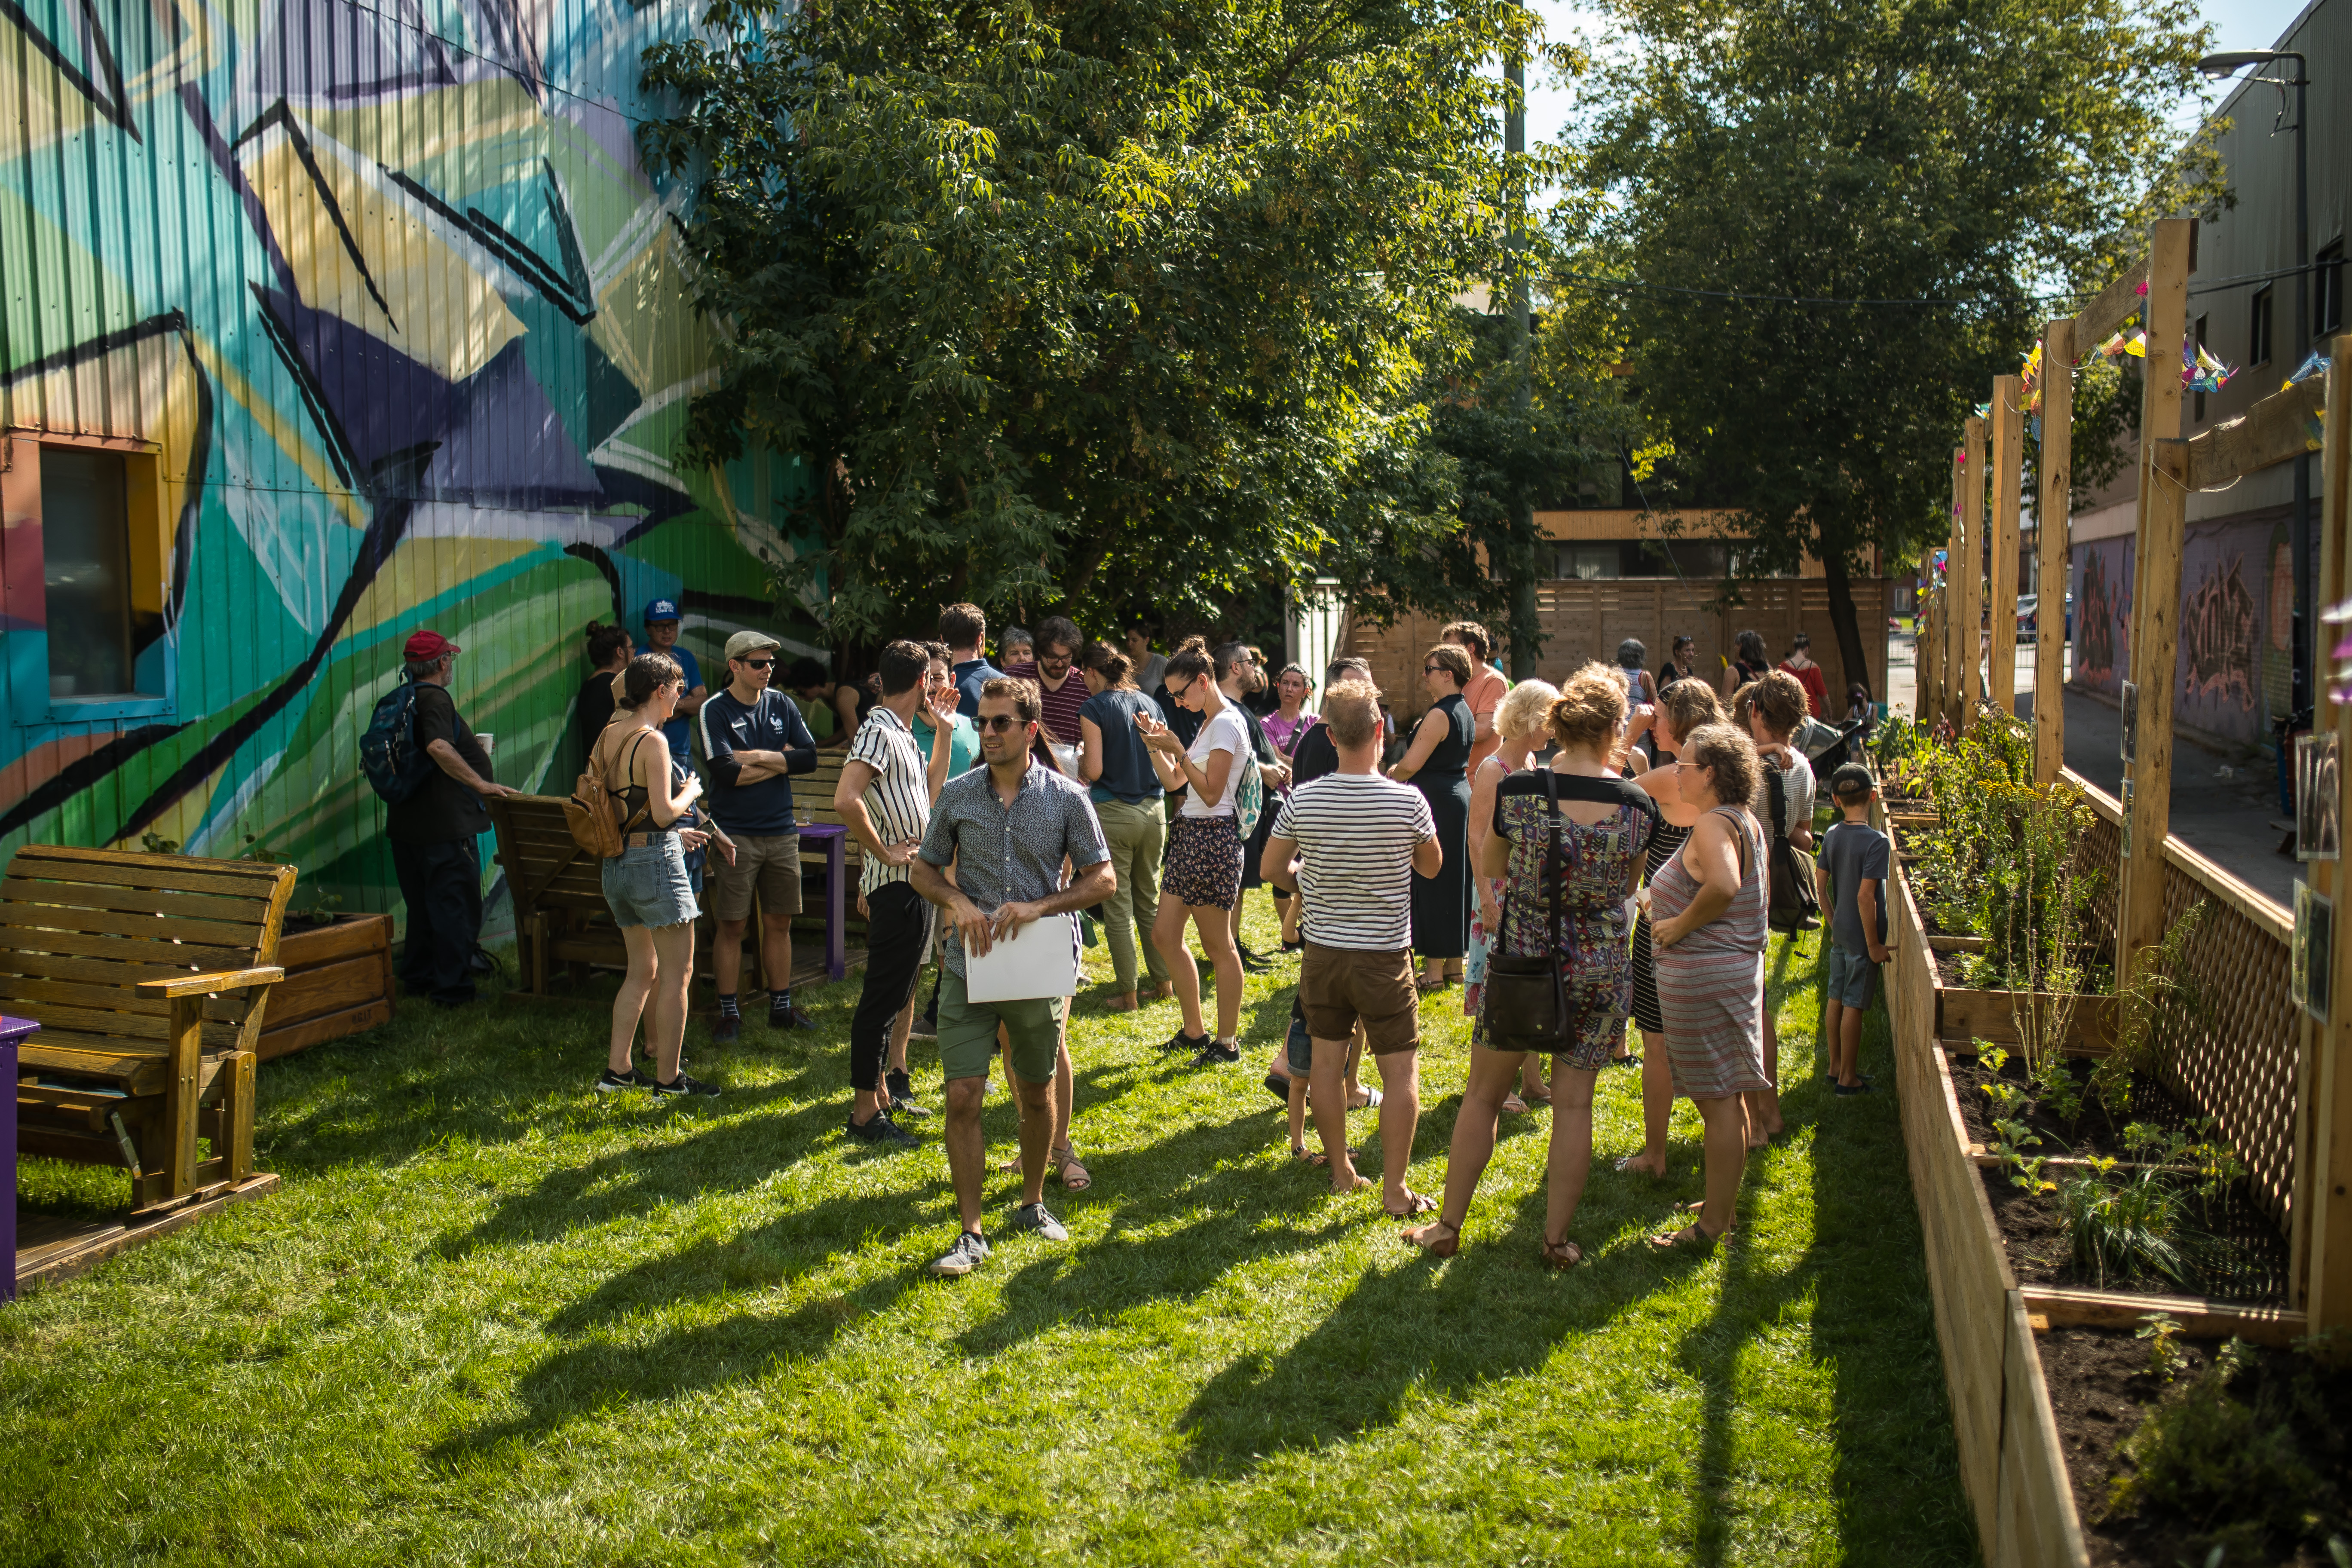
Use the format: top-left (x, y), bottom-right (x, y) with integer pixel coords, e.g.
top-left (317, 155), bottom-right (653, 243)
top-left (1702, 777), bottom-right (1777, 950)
top-left (698, 630), bottom-right (820, 1037)
top-left (386, 630), bottom-right (511, 1007)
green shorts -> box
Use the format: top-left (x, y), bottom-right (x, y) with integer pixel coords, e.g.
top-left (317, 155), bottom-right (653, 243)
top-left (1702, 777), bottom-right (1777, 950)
top-left (937, 968), bottom-right (1066, 1084)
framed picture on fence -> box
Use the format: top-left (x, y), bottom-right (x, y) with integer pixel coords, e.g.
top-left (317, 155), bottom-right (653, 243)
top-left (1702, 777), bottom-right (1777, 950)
top-left (2294, 881), bottom-right (2331, 1023)
top-left (2297, 732), bottom-right (2340, 863)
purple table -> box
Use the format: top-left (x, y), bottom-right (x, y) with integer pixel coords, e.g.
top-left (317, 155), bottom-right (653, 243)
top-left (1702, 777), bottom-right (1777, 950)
top-left (1, 1013), bottom-right (37, 1304)
top-left (799, 822), bottom-right (850, 981)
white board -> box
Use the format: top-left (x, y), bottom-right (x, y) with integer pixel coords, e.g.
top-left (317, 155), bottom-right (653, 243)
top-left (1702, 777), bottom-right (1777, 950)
top-left (964, 911), bottom-right (1081, 1003)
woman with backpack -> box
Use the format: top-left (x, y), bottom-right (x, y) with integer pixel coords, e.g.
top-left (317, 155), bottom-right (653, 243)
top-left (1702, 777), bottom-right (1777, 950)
top-left (590, 653), bottom-right (722, 1099)
top-left (1389, 643), bottom-right (1476, 992)
top-left (1736, 670), bottom-right (1817, 1148)
top-left (1139, 636), bottom-right (1250, 1066)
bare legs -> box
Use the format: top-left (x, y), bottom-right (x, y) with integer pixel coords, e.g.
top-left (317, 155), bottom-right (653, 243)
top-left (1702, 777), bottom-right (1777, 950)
top-left (1745, 1003), bottom-right (1785, 1147)
top-left (1151, 897), bottom-right (1242, 1040)
top-left (1619, 1030), bottom-right (1676, 1177)
top-left (714, 912), bottom-right (791, 1000)
top-left (944, 1071), bottom-right (1055, 1232)
top-left (609, 920), bottom-right (695, 1081)
top-left (1409, 1046), bottom-right (1526, 1236)
top-left (1825, 997), bottom-right (1865, 1087)
top-left (1542, 1064), bottom-right (1601, 1250)
top-left (1690, 1093), bottom-right (1746, 1238)
top-left (1308, 1041), bottom-right (1424, 1206)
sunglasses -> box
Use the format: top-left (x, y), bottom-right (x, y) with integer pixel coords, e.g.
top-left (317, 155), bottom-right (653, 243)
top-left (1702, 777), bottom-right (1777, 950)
top-left (741, 657), bottom-right (774, 670)
top-left (977, 714), bottom-right (1031, 732)
top-left (1423, 665), bottom-right (1445, 675)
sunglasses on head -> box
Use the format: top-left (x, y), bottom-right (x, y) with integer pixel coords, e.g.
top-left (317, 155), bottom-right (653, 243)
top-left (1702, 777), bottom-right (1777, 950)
top-left (977, 714), bottom-right (1030, 732)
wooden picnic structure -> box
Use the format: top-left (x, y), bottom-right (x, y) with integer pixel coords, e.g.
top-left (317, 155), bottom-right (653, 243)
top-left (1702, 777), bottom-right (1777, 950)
top-left (1907, 211), bottom-right (2349, 1564)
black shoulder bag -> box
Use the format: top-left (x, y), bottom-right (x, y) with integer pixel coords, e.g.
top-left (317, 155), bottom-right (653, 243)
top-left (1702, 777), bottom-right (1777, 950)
top-left (1485, 769), bottom-right (1576, 1051)
top-left (1764, 765), bottom-right (1822, 934)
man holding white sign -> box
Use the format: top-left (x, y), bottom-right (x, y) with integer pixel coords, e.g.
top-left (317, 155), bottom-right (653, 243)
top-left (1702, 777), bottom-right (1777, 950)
top-left (911, 677), bottom-right (1114, 1277)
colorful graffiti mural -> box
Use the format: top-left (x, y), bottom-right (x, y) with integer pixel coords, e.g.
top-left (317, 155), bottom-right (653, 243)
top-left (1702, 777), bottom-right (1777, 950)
top-left (2071, 538), bottom-right (2131, 695)
top-left (0, 0), bottom-right (815, 906)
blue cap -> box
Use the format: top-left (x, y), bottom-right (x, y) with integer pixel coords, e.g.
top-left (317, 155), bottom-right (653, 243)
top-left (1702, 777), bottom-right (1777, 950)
top-left (644, 597), bottom-right (681, 624)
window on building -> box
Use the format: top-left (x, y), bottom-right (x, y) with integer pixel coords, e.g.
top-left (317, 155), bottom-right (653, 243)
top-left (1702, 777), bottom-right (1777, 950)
top-left (2319, 240), bottom-right (2346, 339)
top-left (2250, 286), bottom-right (2273, 366)
top-left (40, 447), bottom-right (138, 698)
top-left (2193, 312), bottom-right (2210, 422)
top-left (1554, 544), bottom-right (1622, 580)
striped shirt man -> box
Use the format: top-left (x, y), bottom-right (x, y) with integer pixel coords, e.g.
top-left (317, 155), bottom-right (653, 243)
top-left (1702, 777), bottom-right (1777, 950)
top-left (1270, 773), bottom-right (1435, 950)
top-left (848, 705), bottom-right (930, 895)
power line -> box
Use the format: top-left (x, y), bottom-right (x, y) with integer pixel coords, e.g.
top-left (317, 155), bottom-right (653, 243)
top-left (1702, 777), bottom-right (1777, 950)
top-left (1550, 271), bottom-right (2076, 310)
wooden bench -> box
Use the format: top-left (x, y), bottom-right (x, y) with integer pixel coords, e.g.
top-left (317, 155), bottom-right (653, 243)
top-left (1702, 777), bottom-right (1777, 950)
top-left (3, 845), bottom-right (291, 1210)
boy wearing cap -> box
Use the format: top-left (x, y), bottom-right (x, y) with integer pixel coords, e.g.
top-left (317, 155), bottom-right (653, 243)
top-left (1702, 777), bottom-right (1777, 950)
top-left (638, 599), bottom-right (708, 760)
top-left (698, 629), bottom-right (821, 1036)
top-left (387, 630), bottom-right (510, 1006)
top-left (1816, 763), bottom-right (1891, 1095)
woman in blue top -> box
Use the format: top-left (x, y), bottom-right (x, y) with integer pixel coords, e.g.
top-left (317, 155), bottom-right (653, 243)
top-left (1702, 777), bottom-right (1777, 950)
top-left (1079, 642), bottom-right (1170, 1011)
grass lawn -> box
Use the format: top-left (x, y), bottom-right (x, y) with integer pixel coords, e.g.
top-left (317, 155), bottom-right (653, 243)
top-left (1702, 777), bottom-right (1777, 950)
top-left (1, 894), bottom-right (1972, 1565)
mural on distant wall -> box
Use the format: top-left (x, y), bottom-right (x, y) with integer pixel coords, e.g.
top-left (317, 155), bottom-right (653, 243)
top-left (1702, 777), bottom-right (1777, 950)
top-left (2174, 519), bottom-right (2279, 747)
top-left (2071, 539), bottom-right (2131, 695)
top-left (0, 0), bottom-right (816, 906)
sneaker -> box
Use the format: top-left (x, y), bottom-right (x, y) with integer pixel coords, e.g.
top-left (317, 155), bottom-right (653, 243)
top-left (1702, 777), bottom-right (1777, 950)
top-left (711, 1014), bottom-right (741, 1043)
top-left (1008, 1202), bottom-right (1069, 1242)
top-left (650, 1072), bottom-right (722, 1100)
top-left (930, 1229), bottom-right (990, 1277)
top-left (1161, 1029), bottom-right (1211, 1055)
top-left (909, 1011), bottom-right (938, 1040)
top-left (594, 1068), bottom-right (646, 1093)
top-left (771, 1003), bottom-right (818, 1031)
top-left (887, 1069), bottom-right (931, 1118)
top-left (1834, 1081), bottom-right (1875, 1097)
top-left (846, 1106), bottom-right (919, 1146)
top-left (1191, 1037), bottom-right (1242, 1068)
top-left (1237, 946), bottom-right (1274, 974)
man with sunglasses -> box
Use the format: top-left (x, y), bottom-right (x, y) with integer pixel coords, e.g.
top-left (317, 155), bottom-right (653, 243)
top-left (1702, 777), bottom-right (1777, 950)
top-left (912, 677), bottom-right (1114, 1276)
top-left (698, 630), bottom-right (821, 1038)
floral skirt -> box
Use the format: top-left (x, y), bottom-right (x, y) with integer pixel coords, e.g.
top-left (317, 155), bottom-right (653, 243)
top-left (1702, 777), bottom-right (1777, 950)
top-left (1164, 814), bottom-right (1242, 910)
top-left (1463, 875), bottom-right (1503, 1017)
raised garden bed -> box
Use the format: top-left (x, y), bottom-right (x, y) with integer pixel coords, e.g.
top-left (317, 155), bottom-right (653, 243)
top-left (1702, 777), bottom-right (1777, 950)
top-left (257, 912), bottom-right (395, 1061)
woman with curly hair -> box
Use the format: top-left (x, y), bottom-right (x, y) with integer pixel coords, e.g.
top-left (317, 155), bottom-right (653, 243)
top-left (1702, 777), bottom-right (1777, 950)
top-left (1464, 677), bottom-right (1562, 1116)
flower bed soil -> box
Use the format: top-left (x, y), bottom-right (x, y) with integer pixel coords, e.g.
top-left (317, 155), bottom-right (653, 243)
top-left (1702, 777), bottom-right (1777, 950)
top-left (2035, 1326), bottom-right (2350, 1567)
top-left (1948, 1052), bottom-right (2291, 1305)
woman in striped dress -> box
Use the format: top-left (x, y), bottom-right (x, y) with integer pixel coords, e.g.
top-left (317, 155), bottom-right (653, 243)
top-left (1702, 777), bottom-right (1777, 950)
top-left (1647, 722), bottom-right (1769, 1251)
top-left (1617, 678), bottom-right (1726, 1179)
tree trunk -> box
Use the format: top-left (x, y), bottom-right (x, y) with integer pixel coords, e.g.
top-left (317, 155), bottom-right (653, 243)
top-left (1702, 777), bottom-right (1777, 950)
top-left (1821, 545), bottom-right (1873, 705)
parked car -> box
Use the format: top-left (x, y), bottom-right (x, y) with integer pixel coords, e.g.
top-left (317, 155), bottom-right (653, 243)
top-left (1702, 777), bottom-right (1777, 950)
top-left (2015, 592), bottom-right (2072, 643)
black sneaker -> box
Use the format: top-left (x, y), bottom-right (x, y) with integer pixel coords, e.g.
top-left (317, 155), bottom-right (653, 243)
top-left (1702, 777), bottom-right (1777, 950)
top-left (1008, 1202), bottom-right (1069, 1241)
top-left (1191, 1037), bottom-right (1241, 1067)
top-left (1237, 946), bottom-right (1274, 974)
top-left (930, 1229), bottom-right (990, 1277)
top-left (770, 1002), bottom-right (818, 1031)
top-left (909, 1011), bottom-right (938, 1040)
top-left (846, 1106), bottom-right (919, 1146)
top-left (650, 1072), bottom-right (721, 1100)
top-left (1834, 1081), bottom-right (1875, 1097)
top-left (711, 1014), bottom-right (741, 1043)
top-left (887, 1069), bottom-right (931, 1118)
top-left (594, 1068), bottom-right (646, 1093)
top-left (1161, 1029), bottom-right (1211, 1055)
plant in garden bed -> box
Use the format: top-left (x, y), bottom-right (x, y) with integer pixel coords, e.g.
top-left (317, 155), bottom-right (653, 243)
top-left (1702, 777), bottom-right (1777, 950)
top-left (2088, 901), bottom-right (2209, 1131)
top-left (2063, 1156), bottom-right (2193, 1289)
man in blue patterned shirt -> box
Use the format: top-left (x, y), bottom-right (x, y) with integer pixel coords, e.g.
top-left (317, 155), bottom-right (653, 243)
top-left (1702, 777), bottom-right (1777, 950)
top-left (911, 677), bottom-right (1112, 1276)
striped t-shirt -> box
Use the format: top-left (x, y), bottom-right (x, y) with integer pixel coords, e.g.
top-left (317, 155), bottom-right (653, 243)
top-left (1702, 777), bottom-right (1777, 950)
top-left (848, 705), bottom-right (930, 895)
top-left (1270, 772), bottom-right (1435, 950)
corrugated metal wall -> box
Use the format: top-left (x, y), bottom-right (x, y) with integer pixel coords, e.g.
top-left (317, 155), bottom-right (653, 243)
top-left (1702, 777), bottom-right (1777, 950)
top-left (0, 0), bottom-right (817, 910)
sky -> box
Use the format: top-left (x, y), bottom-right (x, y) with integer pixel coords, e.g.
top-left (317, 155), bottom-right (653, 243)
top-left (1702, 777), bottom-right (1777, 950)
top-left (1514, 0), bottom-right (2317, 149)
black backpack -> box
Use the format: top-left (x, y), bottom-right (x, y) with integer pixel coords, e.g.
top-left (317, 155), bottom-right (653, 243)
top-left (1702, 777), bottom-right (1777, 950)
top-left (361, 679), bottom-right (434, 804)
top-left (1764, 764), bottom-right (1822, 934)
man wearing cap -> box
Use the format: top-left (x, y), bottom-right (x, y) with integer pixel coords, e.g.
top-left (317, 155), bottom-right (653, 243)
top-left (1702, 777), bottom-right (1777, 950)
top-left (698, 629), bottom-right (821, 1037)
top-left (386, 631), bottom-right (511, 1007)
top-left (638, 599), bottom-right (708, 762)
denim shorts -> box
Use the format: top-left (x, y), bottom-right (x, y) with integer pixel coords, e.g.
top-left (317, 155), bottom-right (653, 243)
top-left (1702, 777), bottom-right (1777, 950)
top-left (603, 837), bottom-right (700, 929)
top-left (1825, 944), bottom-right (1878, 1009)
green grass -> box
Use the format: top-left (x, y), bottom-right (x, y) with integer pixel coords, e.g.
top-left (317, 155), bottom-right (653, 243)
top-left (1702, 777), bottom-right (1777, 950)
top-left (1, 897), bottom-right (1972, 1566)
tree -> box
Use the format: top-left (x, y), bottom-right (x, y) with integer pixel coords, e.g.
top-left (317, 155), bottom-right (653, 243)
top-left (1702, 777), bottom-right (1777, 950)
top-left (640, 0), bottom-right (1544, 646)
top-left (1569, 0), bottom-right (2218, 698)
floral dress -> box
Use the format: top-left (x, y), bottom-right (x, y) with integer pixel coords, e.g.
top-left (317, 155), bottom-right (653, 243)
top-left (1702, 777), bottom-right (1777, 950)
top-left (1473, 770), bottom-right (1657, 1068)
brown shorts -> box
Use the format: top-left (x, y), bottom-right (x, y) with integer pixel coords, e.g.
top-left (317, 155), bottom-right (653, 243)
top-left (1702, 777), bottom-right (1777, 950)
top-left (1298, 942), bottom-right (1419, 1055)
top-left (707, 831), bottom-right (804, 922)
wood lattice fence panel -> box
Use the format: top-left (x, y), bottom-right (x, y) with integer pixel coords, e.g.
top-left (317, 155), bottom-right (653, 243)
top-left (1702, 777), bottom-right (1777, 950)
top-left (2064, 770), bottom-right (2297, 1234)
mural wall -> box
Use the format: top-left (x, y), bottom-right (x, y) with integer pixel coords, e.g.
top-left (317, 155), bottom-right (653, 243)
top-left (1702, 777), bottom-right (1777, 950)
top-left (2070, 517), bottom-right (2295, 750)
top-left (0, 0), bottom-right (816, 908)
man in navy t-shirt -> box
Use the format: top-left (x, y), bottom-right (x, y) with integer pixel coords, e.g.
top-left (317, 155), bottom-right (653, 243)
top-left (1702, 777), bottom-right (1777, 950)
top-left (938, 600), bottom-right (1002, 720)
top-left (638, 597), bottom-right (707, 762)
top-left (699, 629), bottom-right (820, 1036)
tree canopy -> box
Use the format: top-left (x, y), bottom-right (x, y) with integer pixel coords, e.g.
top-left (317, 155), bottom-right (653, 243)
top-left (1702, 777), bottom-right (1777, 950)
top-left (642, 0), bottom-right (1583, 646)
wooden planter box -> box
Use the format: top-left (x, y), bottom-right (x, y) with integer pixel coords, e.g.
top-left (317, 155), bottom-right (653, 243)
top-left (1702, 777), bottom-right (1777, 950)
top-left (257, 913), bottom-right (395, 1061)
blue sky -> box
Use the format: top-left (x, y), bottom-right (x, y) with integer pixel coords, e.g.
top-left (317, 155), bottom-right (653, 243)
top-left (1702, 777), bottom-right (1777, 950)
top-left (1517, 0), bottom-right (2316, 148)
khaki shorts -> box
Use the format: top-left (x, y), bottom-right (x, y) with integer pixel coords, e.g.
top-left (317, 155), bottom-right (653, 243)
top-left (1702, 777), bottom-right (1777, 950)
top-left (707, 831), bottom-right (803, 922)
top-left (937, 969), bottom-right (1065, 1084)
top-left (1298, 942), bottom-right (1419, 1055)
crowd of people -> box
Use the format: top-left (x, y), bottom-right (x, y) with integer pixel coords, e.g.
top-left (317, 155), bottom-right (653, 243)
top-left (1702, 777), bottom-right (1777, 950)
top-left (383, 599), bottom-right (1888, 1278)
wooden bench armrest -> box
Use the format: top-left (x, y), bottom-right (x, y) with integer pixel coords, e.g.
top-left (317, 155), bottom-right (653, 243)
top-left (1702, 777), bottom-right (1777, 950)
top-left (136, 966), bottom-right (286, 998)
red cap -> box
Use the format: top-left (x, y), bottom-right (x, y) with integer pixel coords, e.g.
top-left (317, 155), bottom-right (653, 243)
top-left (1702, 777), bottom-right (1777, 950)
top-left (404, 630), bottom-right (460, 661)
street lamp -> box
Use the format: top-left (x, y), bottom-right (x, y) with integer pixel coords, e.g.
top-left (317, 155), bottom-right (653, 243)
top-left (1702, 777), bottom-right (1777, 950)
top-left (2199, 48), bottom-right (2311, 713)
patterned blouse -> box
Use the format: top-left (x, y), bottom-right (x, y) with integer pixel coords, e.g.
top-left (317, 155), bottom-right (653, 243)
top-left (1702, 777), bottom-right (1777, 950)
top-left (1474, 769), bottom-right (1658, 1065)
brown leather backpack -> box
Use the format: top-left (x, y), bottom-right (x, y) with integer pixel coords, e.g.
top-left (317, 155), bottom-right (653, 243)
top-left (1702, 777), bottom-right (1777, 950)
top-left (565, 732), bottom-right (649, 858)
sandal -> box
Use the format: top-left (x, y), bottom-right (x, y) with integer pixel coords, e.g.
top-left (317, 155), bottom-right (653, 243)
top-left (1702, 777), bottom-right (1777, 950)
top-left (1290, 1143), bottom-right (1329, 1168)
top-left (1385, 1188), bottom-right (1438, 1219)
top-left (1502, 1093), bottom-right (1528, 1115)
top-left (1051, 1143), bottom-right (1091, 1191)
top-left (1348, 1088), bottom-right (1384, 1110)
top-left (1403, 1218), bottom-right (1461, 1258)
top-left (1648, 1221), bottom-right (1724, 1253)
top-left (1540, 1238), bottom-right (1583, 1270)
top-left (1519, 1086), bottom-right (1553, 1108)
top-left (1614, 1153), bottom-right (1665, 1176)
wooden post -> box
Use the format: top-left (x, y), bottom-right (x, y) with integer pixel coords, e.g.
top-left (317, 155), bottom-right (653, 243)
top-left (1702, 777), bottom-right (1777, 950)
top-left (2116, 217), bottom-right (2192, 976)
top-left (1942, 453), bottom-right (1965, 726)
top-left (1919, 587), bottom-right (1942, 723)
top-left (1988, 377), bottom-right (2024, 718)
top-left (2302, 331), bottom-right (2352, 1339)
top-left (165, 993), bottom-right (203, 1199)
top-left (2035, 318), bottom-right (2075, 782)
top-left (1958, 415), bottom-right (1988, 727)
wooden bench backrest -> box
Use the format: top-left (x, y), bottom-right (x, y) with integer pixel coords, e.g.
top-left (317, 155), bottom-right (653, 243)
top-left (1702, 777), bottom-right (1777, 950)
top-left (0, 844), bottom-right (297, 1061)
top-left (486, 796), bottom-right (610, 918)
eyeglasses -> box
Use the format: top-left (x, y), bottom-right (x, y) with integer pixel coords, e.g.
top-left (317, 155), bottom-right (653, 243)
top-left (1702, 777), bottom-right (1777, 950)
top-left (741, 658), bottom-right (774, 669)
top-left (977, 714), bottom-right (1030, 732)
top-left (1423, 665), bottom-right (1444, 675)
